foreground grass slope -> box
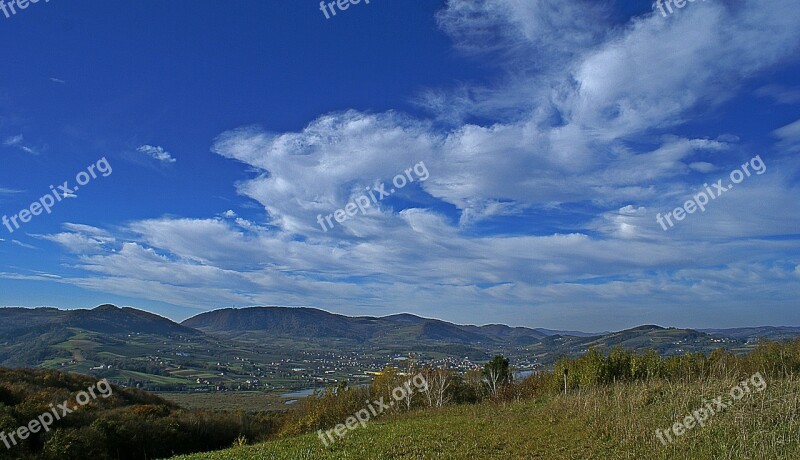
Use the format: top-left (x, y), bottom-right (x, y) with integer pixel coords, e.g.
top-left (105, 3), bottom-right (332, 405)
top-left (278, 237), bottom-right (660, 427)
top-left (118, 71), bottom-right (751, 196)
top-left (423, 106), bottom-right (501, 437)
top-left (171, 376), bottom-right (800, 459)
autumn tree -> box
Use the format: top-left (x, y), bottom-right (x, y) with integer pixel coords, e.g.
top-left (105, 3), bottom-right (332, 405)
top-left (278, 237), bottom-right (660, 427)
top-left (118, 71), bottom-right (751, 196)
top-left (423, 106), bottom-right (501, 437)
top-left (483, 355), bottom-right (512, 397)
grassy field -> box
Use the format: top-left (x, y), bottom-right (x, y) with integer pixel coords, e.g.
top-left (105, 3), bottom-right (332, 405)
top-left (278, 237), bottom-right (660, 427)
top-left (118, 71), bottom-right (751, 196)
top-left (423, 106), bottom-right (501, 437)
top-left (170, 376), bottom-right (800, 459)
top-left (160, 391), bottom-right (289, 411)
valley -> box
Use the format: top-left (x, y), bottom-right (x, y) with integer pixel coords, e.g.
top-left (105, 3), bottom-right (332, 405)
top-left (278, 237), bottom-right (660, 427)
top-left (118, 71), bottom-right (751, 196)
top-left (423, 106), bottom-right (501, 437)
top-left (1, 304), bottom-right (795, 408)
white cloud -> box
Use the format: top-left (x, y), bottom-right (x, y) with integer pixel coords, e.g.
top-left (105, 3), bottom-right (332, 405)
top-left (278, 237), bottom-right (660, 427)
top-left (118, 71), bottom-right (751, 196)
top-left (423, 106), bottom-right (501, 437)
top-left (4, 134), bottom-right (23, 146)
top-left (137, 145), bottom-right (176, 164)
top-left (774, 118), bottom-right (800, 149)
top-left (756, 84), bottom-right (800, 105)
top-left (37, 233), bottom-right (112, 254)
top-left (3, 134), bottom-right (38, 155)
top-left (0, 272), bottom-right (61, 282)
top-left (11, 240), bottom-right (36, 249)
top-left (61, 223), bottom-right (113, 237)
top-left (0, 187), bottom-right (22, 195)
top-left (689, 162), bottom-right (717, 173)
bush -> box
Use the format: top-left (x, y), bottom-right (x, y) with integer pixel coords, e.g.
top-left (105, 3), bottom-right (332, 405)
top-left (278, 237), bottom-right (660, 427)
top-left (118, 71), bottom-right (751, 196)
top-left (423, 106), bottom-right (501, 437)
top-left (281, 382), bottom-right (371, 436)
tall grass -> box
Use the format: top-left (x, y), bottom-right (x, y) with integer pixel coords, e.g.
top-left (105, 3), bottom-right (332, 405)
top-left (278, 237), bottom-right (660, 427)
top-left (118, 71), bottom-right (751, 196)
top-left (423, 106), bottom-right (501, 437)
top-left (548, 377), bottom-right (800, 459)
top-left (170, 376), bottom-right (800, 459)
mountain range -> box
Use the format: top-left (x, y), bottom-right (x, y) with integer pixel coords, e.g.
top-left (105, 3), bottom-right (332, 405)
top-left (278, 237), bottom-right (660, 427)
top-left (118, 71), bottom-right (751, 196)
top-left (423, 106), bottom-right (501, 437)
top-left (183, 307), bottom-right (548, 346)
top-left (1, 304), bottom-right (798, 392)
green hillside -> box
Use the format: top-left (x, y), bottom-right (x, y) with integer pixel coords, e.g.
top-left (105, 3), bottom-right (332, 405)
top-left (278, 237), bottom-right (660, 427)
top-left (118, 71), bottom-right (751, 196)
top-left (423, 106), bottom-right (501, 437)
top-left (170, 376), bottom-right (800, 459)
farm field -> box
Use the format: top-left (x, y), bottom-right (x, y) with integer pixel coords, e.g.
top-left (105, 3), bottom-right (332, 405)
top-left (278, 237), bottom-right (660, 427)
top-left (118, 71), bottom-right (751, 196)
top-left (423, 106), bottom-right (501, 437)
top-left (159, 391), bottom-right (290, 412)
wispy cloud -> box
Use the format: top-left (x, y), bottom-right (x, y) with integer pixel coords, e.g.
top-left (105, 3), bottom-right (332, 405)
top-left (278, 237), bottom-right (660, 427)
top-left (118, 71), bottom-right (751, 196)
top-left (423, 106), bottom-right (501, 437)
top-left (137, 145), bottom-right (176, 164)
top-left (773, 118), bottom-right (800, 150)
top-left (49, 77), bottom-right (66, 84)
top-left (756, 84), bottom-right (800, 105)
top-left (34, 223), bottom-right (114, 254)
top-left (11, 240), bottom-right (36, 250)
top-left (3, 134), bottom-right (38, 155)
top-left (0, 271), bottom-right (60, 281)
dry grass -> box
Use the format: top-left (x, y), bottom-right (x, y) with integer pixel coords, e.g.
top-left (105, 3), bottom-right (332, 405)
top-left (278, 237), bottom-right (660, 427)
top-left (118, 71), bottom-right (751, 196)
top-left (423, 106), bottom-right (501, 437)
top-left (170, 375), bottom-right (800, 459)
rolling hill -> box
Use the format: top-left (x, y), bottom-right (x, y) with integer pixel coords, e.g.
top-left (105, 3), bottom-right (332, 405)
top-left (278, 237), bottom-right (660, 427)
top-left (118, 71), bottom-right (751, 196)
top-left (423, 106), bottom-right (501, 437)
top-left (0, 304), bottom-right (197, 338)
top-left (0, 304), bottom-right (798, 392)
top-left (181, 306), bottom-right (545, 346)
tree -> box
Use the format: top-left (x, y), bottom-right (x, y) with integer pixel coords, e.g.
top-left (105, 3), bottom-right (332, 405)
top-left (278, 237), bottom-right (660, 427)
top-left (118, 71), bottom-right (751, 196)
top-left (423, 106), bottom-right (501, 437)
top-left (418, 366), bottom-right (436, 408)
top-left (402, 357), bottom-right (421, 410)
top-left (431, 367), bottom-right (453, 407)
top-left (371, 366), bottom-right (402, 408)
top-left (419, 366), bottom-right (454, 408)
top-left (483, 355), bottom-right (512, 397)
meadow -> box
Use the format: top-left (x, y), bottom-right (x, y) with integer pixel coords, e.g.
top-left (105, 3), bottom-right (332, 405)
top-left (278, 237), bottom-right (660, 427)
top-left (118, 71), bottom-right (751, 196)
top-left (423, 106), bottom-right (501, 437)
top-left (170, 376), bottom-right (800, 459)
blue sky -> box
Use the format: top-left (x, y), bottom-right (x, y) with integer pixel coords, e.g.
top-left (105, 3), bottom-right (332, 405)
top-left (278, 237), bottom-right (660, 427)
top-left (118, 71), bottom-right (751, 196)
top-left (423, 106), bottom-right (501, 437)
top-left (1, 0), bottom-right (799, 331)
